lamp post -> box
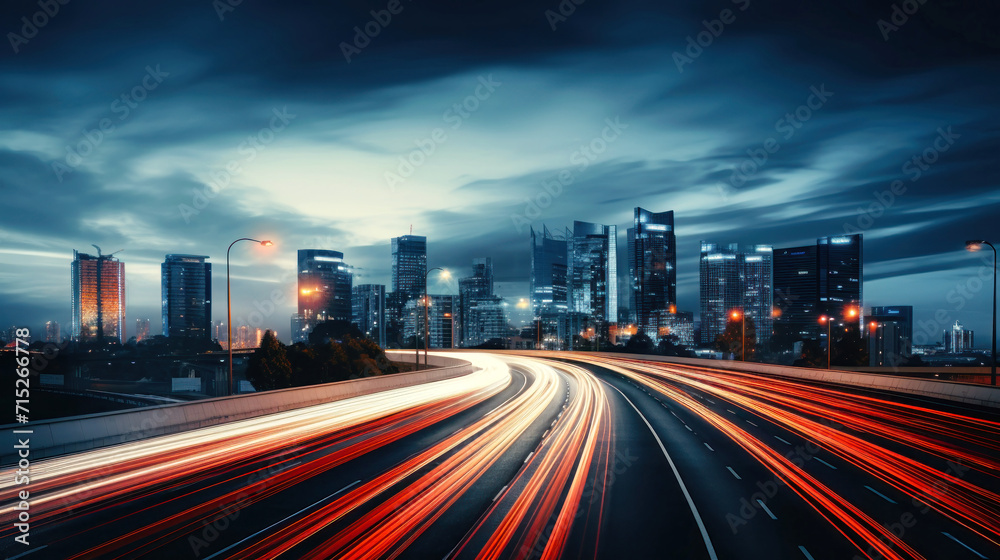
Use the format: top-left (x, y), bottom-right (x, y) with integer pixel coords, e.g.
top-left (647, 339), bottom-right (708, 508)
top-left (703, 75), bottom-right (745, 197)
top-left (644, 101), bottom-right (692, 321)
top-left (819, 315), bottom-right (832, 369)
top-left (421, 267), bottom-right (449, 369)
top-left (966, 240), bottom-right (997, 386)
top-left (731, 309), bottom-right (745, 361)
top-left (227, 238), bottom-right (273, 396)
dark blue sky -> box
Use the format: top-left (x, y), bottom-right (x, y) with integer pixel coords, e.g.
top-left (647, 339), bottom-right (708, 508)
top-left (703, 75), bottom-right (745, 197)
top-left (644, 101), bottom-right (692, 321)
top-left (0, 0), bottom-right (998, 345)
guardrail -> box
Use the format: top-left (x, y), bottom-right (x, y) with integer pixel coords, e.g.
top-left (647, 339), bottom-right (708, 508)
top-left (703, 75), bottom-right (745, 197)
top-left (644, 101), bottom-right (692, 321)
top-left (2, 353), bottom-right (475, 465)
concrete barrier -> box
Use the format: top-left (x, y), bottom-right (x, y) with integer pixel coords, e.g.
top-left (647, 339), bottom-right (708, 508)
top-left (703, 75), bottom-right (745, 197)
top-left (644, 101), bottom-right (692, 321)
top-left (2, 353), bottom-right (475, 465)
top-left (576, 352), bottom-right (1000, 410)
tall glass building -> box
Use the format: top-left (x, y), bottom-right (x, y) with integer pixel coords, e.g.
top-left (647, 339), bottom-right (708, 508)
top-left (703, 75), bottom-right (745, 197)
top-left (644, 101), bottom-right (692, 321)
top-left (699, 243), bottom-right (773, 346)
top-left (569, 220), bottom-right (617, 327)
top-left (298, 249), bottom-right (353, 330)
top-left (458, 258), bottom-right (495, 347)
top-left (71, 249), bottom-right (126, 343)
top-left (391, 235), bottom-right (427, 302)
top-left (352, 284), bottom-right (386, 347)
top-left (530, 226), bottom-right (569, 316)
top-left (868, 306), bottom-right (913, 366)
top-left (627, 207), bottom-right (676, 336)
top-left (773, 233), bottom-right (863, 342)
top-left (161, 254), bottom-right (212, 340)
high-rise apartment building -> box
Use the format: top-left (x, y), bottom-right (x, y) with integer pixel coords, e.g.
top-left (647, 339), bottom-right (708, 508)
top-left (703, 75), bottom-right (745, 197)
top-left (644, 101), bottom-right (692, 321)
top-left (458, 258), bottom-right (497, 347)
top-left (868, 306), bottom-right (913, 367)
top-left (945, 320), bottom-right (974, 353)
top-left (391, 235), bottom-right (427, 302)
top-left (161, 254), bottom-right (212, 340)
top-left (627, 207), bottom-right (676, 336)
top-left (45, 320), bottom-right (60, 343)
top-left (298, 249), bottom-right (353, 333)
top-left (699, 243), bottom-right (773, 346)
top-left (352, 284), bottom-right (387, 347)
top-left (569, 221), bottom-right (617, 327)
top-left (71, 249), bottom-right (125, 343)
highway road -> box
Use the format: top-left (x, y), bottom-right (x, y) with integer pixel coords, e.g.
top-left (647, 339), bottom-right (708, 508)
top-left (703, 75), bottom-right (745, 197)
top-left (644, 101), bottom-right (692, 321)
top-left (1, 351), bottom-right (998, 559)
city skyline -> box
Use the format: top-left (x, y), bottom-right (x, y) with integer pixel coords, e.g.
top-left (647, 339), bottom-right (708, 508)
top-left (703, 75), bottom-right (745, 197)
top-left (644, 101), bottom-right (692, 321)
top-left (0, 1), bottom-right (998, 347)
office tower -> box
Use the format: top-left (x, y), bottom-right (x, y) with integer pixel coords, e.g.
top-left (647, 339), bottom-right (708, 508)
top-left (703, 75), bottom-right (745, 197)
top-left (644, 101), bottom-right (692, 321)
top-left (945, 320), bottom-right (974, 353)
top-left (161, 254), bottom-right (212, 340)
top-left (458, 258), bottom-right (495, 347)
top-left (868, 306), bottom-right (913, 366)
top-left (530, 226), bottom-right (569, 316)
top-left (651, 310), bottom-right (695, 347)
top-left (699, 243), bottom-right (773, 346)
top-left (290, 314), bottom-right (308, 343)
top-left (773, 234), bottom-right (863, 342)
top-left (385, 291), bottom-right (409, 347)
top-left (135, 319), bottom-right (150, 342)
top-left (71, 249), bottom-right (125, 343)
top-left (45, 321), bottom-right (60, 343)
top-left (352, 284), bottom-right (387, 347)
top-left (298, 249), bottom-right (353, 334)
top-left (628, 207), bottom-right (677, 335)
top-left (404, 295), bottom-right (454, 348)
top-left (569, 221), bottom-right (618, 328)
top-left (463, 297), bottom-right (508, 347)
top-left (391, 235), bottom-right (427, 302)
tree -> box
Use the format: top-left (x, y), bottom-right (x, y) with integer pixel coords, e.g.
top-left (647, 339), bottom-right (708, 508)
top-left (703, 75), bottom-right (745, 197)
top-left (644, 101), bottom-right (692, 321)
top-left (625, 332), bottom-right (654, 354)
top-left (246, 330), bottom-right (292, 391)
top-left (657, 334), bottom-right (692, 357)
top-left (714, 316), bottom-right (757, 361)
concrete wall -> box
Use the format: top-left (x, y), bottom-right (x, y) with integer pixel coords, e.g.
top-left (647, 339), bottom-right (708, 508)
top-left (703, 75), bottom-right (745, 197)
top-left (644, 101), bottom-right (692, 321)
top-left (2, 353), bottom-right (474, 465)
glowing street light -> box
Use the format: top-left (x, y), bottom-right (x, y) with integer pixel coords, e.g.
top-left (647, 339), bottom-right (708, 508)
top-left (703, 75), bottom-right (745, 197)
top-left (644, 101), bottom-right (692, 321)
top-left (731, 309), bottom-right (745, 361)
top-left (966, 240), bottom-right (996, 385)
top-left (227, 238), bottom-right (273, 396)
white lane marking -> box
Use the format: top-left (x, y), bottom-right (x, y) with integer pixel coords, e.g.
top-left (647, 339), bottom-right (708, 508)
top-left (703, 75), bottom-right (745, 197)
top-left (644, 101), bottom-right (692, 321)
top-left (757, 499), bottom-right (777, 520)
top-left (706, 399), bottom-right (716, 405)
top-left (671, 411), bottom-right (680, 419)
top-left (774, 435), bottom-right (792, 445)
top-left (814, 457), bottom-right (837, 470)
top-left (727, 409), bottom-right (737, 415)
top-left (704, 443), bottom-right (714, 452)
top-left (8, 546), bottom-right (48, 560)
top-left (685, 424), bottom-right (693, 432)
top-left (524, 452), bottom-right (534, 464)
top-left (798, 545), bottom-right (816, 560)
top-left (864, 485), bottom-right (898, 504)
top-left (605, 381), bottom-right (719, 560)
top-left (726, 467), bottom-right (741, 480)
top-left (204, 480), bottom-right (361, 560)
top-left (941, 532), bottom-right (988, 559)
top-left (493, 484), bottom-right (509, 502)
top-left (746, 420), bottom-right (758, 427)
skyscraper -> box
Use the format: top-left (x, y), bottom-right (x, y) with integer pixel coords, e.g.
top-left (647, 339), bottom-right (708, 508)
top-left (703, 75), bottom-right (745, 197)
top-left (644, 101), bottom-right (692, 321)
top-left (945, 320), bottom-right (974, 353)
top-left (161, 254), bottom-right (212, 340)
top-left (699, 242), bottom-right (773, 346)
top-left (45, 321), bottom-right (60, 343)
top-left (458, 258), bottom-right (495, 347)
top-left (298, 249), bottom-right (353, 332)
top-left (71, 249), bottom-right (125, 343)
top-left (391, 235), bottom-right (427, 302)
top-left (569, 220), bottom-right (618, 327)
top-left (773, 234), bottom-right (863, 342)
top-left (352, 284), bottom-right (386, 347)
top-left (868, 306), bottom-right (913, 367)
top-left (530, 226), bottom-right (569, 317)
top-left (404, 294), bottom-right (454, 348)
top-left (628, 207), bottom-right (676, 335)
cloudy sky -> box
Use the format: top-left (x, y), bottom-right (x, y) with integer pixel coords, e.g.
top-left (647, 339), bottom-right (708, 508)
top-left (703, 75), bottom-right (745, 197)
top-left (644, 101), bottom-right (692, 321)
top-left (1, 0), bottom-right (998, 346)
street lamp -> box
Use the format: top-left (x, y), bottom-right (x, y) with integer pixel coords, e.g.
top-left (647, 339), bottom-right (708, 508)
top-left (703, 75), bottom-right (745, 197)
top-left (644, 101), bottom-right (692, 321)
top-left (966, 240), bottom-right (997, 385)
top-left (819, 315), bottom-right (832, 369)
top-left (421, 267), bottom-right (450, 369)
top-left (227, 238), bottom-right (273, 396)
top-left (731, 309), bottom-right (745, 361)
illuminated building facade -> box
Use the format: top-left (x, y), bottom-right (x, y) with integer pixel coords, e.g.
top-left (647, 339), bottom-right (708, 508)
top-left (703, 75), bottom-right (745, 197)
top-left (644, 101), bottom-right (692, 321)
top-left (699, 243), bottom-right (773, 346)
top-left (352, 284), bottom-right (386, 347)
top-left (569, 220), bottom-right (618, 329)
top-left (868, 306), bottom-right (913, 366)
top-left (391, 235), bottom-right (427, 302)
top-left (298, 249), bottom-right (353, 333)
top-left (161, 254), bottom-right (212, 340)
top-left (627, 207), bottom-right (676, 336)
top-left (71, 249), bottom-right (126, 343)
